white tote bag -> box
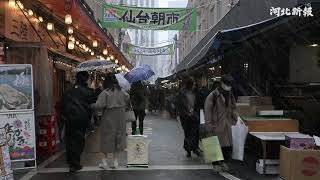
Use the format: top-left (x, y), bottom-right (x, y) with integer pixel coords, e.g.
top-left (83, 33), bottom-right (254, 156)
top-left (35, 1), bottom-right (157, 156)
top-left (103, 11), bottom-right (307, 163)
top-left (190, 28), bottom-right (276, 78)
top-left (231, 117), bottom-right (248, 161)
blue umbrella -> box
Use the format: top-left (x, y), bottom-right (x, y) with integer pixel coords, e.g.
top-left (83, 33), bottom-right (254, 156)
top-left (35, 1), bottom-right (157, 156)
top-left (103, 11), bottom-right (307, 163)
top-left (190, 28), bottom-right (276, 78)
top-left (75, 59), bottom-right (117, 72)
top-left (124, 65), bottom-right (155, 83)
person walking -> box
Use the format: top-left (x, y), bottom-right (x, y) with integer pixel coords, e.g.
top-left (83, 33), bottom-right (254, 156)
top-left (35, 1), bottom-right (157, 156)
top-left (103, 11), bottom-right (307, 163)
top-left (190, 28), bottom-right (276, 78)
top-left (61, 72), bottom-right (96, 172)
top-left (130, 81), bottom-right (148, 135)
top-left (204, 74), bottom-right (238, 172)
top-left (93, 74), bottom-right (130, 169)
top-left (177, 77), bottom-right (201, 158)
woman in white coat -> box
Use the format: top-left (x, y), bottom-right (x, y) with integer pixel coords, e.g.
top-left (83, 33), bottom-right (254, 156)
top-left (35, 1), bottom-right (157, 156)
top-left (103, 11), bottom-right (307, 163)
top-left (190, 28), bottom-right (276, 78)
top-left (93, 74), bottom-right (130, 169)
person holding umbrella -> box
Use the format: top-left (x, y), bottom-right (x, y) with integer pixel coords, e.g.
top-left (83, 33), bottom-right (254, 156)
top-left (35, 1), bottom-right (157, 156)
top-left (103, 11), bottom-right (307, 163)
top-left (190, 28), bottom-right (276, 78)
top-left (130, 81), bottom-right (149, 135)
top-left (92, 73), bottom-right (130, 169)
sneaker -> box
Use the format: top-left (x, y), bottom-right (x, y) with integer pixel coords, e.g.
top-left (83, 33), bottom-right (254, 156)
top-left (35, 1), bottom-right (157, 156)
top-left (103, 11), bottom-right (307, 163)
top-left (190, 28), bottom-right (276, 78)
top-left (193, 149), bottom-right (202, 157)
top-left (99, 159), bottom-right (108, 169)
top-left (212, 165), bottom-right (222, 172)
top-left (221, 162), bottom-right (230, 172)
top-left (69, 165), bottom-right (83, 172)
top-left (99, 163), bottom-right (108, 169)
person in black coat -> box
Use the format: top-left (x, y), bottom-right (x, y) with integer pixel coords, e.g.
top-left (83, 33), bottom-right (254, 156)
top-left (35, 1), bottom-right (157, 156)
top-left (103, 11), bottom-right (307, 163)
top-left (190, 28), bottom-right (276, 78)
top-left (61, 71), bottom-right (96, 172)
top-left (177, 77), bottom-right (201, 158)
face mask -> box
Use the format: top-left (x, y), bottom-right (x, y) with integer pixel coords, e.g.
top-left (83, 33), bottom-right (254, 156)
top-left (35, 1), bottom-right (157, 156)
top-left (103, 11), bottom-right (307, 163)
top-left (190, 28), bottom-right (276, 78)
top-left (221, 83), bottom-right (232, 91)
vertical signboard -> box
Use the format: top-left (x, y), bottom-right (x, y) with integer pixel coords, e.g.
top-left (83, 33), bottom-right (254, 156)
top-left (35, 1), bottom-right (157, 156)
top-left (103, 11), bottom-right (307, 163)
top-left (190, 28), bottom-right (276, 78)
top-left (0, 64), bottom-right (35, 170)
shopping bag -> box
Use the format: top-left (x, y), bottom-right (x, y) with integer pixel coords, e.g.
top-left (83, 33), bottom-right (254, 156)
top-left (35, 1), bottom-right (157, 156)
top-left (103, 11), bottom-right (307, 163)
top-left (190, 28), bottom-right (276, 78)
top-left (231, 117), bottom-right (248, 161)
top-left (201, 136), bottom-right (224, 163)
top-left (124, 110), bottom-right (136, 122)
top-left (200, 109), bottom-right (205, 124)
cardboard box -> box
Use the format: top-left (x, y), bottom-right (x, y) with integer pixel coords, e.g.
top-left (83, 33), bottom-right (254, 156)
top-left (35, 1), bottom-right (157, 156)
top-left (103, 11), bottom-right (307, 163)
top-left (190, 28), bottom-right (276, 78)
top-left (236, 104), bottom-right (274, 116)
top-left (250, 96), bottom-right (273, 106)
top-left (280, 146), bottom-right (320, 180)
top-left (285, 134), bottom-right (315, 150)
top-left (243, 118), bottom-right (299, 132)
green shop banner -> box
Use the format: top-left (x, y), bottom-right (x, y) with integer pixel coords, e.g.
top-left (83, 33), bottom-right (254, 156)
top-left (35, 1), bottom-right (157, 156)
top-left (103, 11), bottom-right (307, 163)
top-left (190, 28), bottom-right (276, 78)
top-left (128, 44), bottom-right (174, 56)
top-left (102, 4), bottom-right (197, 31)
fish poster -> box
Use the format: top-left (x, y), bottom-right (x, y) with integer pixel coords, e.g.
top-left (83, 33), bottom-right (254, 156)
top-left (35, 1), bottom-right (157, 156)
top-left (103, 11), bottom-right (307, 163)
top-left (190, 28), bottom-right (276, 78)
top-left (0, 65), bottom-right (33, 112)
top-left (0, 112), bottom-right (35, 161)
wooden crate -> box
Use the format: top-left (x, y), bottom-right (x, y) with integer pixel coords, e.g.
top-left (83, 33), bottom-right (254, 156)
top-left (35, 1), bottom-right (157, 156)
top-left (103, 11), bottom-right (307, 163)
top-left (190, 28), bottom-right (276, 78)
top-left (243, 118), bottom-right (299, 132)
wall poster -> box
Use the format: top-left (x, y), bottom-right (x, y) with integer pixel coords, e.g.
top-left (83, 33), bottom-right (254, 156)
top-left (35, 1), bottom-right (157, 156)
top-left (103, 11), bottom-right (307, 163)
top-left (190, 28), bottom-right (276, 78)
top-left (0, 64), bottom-right (33, 112)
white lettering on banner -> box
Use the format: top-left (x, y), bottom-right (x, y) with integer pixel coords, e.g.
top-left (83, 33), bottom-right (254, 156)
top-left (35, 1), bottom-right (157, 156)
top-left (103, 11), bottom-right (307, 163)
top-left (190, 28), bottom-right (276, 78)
top-left (130, 45), bottom-right (173, 56)
top-left (270, 5), bottom-right (313, 17)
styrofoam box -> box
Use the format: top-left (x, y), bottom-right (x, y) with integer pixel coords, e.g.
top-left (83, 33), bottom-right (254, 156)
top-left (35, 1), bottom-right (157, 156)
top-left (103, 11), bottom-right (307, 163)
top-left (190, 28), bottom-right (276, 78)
top-left (258, 110), bottom-right (284, 116)
top-left (256, 162), bottom-right (280, 175)
top-left (258, 159), bottom-right (280, 165)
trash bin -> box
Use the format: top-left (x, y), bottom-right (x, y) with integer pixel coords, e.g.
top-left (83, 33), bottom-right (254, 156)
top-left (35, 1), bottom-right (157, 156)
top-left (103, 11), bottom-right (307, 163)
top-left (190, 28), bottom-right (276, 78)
top-left (127, 135), bottom-right (149, 167)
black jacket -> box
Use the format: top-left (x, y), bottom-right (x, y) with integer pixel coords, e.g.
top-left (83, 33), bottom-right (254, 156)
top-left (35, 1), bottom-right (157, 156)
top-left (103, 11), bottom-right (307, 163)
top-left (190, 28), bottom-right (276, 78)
top-left (61, 84), bottom-right (96, 129)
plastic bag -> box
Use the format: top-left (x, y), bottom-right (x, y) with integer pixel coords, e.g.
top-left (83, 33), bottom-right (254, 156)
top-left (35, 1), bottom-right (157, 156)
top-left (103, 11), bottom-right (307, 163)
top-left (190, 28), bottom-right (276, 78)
top-left (201, 136), bottom-right (224, 163)
top-left (231, 117), bottom-right (248, 161)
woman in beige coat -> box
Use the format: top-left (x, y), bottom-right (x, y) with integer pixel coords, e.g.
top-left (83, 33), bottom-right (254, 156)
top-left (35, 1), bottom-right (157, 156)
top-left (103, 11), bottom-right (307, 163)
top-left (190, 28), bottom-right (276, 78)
top-left (93, 74), bottom-right (130, 169)
top-left (204, 75), bottom-right (237, 172)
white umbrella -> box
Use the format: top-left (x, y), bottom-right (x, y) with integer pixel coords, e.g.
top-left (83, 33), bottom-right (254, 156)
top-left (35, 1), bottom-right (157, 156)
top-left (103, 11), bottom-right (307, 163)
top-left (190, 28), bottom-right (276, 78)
top-left (115, 73), bottom-right (131, 91)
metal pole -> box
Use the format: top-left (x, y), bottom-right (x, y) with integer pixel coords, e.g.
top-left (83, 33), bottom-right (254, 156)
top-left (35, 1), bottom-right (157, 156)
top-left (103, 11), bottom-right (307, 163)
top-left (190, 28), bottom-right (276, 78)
top-left (118, 0), bottom-right (124, 51)
top-left (173, 34), bottom-right (178, 70)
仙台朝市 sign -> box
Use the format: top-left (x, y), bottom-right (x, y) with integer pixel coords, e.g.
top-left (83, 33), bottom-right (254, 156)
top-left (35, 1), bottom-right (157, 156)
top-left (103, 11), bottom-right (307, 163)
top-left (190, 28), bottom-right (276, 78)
top-left (102, 4), bottom-right (197, 31)
top-left (128, 44), bottom-right (174, 56)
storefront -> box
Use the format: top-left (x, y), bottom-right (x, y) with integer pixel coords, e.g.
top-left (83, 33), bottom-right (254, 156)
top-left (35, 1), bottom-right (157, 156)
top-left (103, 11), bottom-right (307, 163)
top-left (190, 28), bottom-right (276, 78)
top-left (0, 0), bottom-right (132, 161)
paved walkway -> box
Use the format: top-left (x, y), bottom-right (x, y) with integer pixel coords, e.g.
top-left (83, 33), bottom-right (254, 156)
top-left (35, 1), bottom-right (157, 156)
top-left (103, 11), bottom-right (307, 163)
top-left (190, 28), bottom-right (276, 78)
top-left (16, 111), bottom-right (278, 180)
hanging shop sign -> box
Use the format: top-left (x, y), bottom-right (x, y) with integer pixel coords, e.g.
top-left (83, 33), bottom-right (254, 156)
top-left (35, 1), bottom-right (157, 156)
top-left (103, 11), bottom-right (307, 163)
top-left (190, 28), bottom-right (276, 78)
top-left (128, 44), bottom-right (174, 56)
top-left (102, 4), bottom-right (197, 31)
top-left (0, 65), bottom-right (34, 112)
top-left (0, 111), bottom-right (36, 162)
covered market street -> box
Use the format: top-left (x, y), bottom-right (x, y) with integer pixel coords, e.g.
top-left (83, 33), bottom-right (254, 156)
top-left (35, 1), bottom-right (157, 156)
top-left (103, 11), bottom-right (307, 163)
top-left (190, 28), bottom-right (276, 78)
top-left (14, 112), bottom-right (278, 180)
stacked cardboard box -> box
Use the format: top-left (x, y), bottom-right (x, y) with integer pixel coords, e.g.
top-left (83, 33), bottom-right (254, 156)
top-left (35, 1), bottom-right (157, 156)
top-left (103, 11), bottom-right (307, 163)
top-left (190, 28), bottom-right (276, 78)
top-left (237, 96), bottom-right (274, 116)
top-left (280, 146), bottom-right (320, 180)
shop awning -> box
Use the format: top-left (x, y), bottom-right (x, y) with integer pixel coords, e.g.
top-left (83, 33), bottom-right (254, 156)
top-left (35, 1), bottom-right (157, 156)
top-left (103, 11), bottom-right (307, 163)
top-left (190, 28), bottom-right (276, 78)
top-left (175, 16), bottom-right (290, 73)
top-left (39, 0), bottom-right (133, 68)
top-left (174, 0), bottom-right (318, 74)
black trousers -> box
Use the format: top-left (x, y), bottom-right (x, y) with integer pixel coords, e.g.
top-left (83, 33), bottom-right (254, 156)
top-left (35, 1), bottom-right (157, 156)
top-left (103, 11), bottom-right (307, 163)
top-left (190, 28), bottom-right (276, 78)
top-left (131, 110), bottom-right (146, 135)
top-left (65, 123), bottom-right (86, 168)
top-left (180, 115), bottom-right (200, 152)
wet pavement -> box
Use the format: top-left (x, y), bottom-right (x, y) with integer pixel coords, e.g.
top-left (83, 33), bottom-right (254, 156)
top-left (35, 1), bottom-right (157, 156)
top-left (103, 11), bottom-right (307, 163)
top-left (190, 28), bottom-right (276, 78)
top-left (17, 111), bottom-right (279, 180)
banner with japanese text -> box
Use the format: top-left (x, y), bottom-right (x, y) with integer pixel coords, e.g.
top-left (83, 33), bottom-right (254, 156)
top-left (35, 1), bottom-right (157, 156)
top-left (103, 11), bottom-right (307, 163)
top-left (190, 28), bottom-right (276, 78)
top-left (128, 44), bottom-right (174, 56)
top-left (102, 4), bottom-right (197, 31)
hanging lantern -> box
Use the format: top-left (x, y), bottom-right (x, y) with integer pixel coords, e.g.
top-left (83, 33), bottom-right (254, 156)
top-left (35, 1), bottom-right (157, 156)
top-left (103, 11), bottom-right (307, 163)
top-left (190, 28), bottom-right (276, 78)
top-left (110, 55), bottom-right (114, 60)
top-left (93, 40), bottom-right (98, 47)
top-left (85, 47), bottom-right (89, 52)
top-left (89, 49), bottom-right (92, 53)
top-left (16, 1), bottom-right (23, 9)
top-left (103, 49), bottom-right (108, 55)
top-left (38, 16), bottom-right (43, 22)
top-left (65, 14), bottom-right (72, 24)
top-left (8, 0), bottom-right (15, 7)
top-left (68, 27), bottom-right (73, 34)
top-left (91, 51), bottom-right (94, 56)
top-left (47, 22), bottom-right (54, 30)
top-left (69, 36), bottom-right (75, 42)
top-left (76, 41), bottom-right (79, 45)
top-left (68, 41), bottom-right (74, 50)
top-left (28, 10), bottom-right (33, 16)
top-left (121, 65), bottom-right (126, 70)
top-left (115, 59), bottom-right (119, 64)
top-left (106, 57), bottom-right (111, 61)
